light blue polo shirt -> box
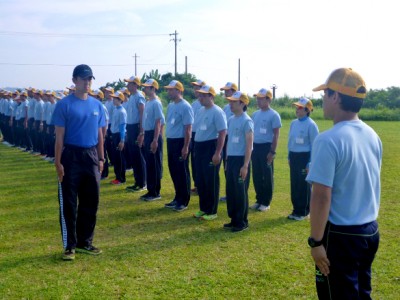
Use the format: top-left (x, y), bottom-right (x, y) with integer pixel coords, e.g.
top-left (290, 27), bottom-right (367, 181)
top-left (166, 99), bottom-right (194, 138)
top-left (223, 104), bottom-right (233, 122)
top-left (34, 99), bottom-right (44, 121)
top-left (194, 105), bottom-right (227, 142)
top-left (227, 112), bottom-right (254, 156)
top-left (143, 98), bottom-right (165, 131)
top-left (104, 99), bottom-right (114, 124)
top-left (306, 120), bottom-right (382, 226)
top-left (52, 94), bottom-right (106, 148)
top-left (125, 91), bottom-right (146, 124)
top-left (27, 98), bottom-right (36, 119)
top-left (111, 106), bottom-right (127, 133)
top-left (46, 102), bottom-right (56, 125)
top-left (288, 116), bottom-right (319, 153)
top-left (191, 99), bottom-right (202, 133)
top-left (251, 108), bottom-right (282, 144)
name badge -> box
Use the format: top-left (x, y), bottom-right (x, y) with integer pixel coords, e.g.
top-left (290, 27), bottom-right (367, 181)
top-left (171, 118), bottom-right (175, 125)
top-left (260, 128), bottom-right (267, 134)
top-left (200, 124), bottom-right (207, 130)
top-left (93, 111), bottom-right (99, 116)
top-left (232, 137), bottom-right (239, 143)
top-left (296, 137), bottom-right (304, 144)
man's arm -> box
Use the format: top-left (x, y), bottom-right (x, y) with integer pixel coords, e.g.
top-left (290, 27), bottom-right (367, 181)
top-left (97, 127), bottom-right (104, 173)
top-left (54, 126), bottom-right (65, 182)
top-left (267, 127), bottom-right (280, 164)
top-left (212, 129), bottom-right (227, 165)
top-left (136, 103), bottom-right (145, 147)
top-left (181, 124), bottom-right (192, 160)
top-left (150, 119), bottom-right (161, 154)
top-left (310, 182), bottom-right (331, 276)
top-left (240, 131), bottom-right (253, 180)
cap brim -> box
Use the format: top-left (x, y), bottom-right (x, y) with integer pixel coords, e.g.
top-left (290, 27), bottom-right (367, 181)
top-left (226, 97), bottom-right (240, 101)
top-left (312, 84), bottom-right (327, 92)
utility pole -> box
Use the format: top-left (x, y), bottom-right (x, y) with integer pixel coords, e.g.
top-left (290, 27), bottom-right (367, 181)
top-left (271, 84), bottom-right (278, 99)
top-left (169, 30), bottom-right (180, 76)
top-left (238, 58), bottom-right (241, 91)
top-left (185, 56), bottom-right (187, 74)
top-left (132, 53), bottom-right (139, 76)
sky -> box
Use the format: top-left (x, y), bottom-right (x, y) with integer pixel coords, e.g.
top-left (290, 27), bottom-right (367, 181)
top-left (0, 0), bottom-right (399, 98)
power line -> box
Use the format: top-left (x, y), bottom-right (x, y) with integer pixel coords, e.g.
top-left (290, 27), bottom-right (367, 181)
top-left (0, 63), bottom-right (172, 66)
top-left (0, 31), bottom-right (169, 38)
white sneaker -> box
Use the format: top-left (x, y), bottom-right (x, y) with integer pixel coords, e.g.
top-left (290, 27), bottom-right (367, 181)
top-left (257, 205), bottom-right (270, 212)
top-left (250, 203), bottom-right (260, 209)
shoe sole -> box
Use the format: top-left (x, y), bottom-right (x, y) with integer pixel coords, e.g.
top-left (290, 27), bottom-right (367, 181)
top-left (62, 255), bottom-right (75, 261)
top-left (75, 248), bottom-right (102, 255)
top-left (231, 226), bottom-right (249, 232)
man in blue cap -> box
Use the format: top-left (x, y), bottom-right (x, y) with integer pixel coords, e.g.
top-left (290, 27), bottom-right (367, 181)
top-left (52, 64), bottom-right (106, 261)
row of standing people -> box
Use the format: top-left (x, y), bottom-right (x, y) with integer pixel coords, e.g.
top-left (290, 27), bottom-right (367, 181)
top-left (96, 75), bottom-right (320, 232)
top-left (2, 65), bottom-right (382, 300)
top-left (0, 88), bottom-right (65, 162)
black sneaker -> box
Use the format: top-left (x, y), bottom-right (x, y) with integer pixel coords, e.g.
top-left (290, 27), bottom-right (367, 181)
top-left (76, 245), bottom-right (102, 255)
top-left (164, 200), bottom-right (177, 208)
top-left (173, 204), bottom-right (187, 212)
top-left (231, 224), bottom-right (249, 233)
top-left (126, 185), bottom-right (147, 192)
top-left (144, 195), bottom-right (161, 201)
top-left (62, 248), bottom-right (75, 261)
top-left (140, 193), bottom-right (151, 200)
top-left (223, 223), bottom-right (233, 230)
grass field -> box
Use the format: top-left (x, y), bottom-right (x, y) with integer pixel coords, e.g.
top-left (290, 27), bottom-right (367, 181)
top-left (0, 120), bottom-right (399, 299)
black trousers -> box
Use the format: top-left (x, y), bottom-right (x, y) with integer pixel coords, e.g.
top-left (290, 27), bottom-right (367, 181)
top-left (105, 124), bottom-right (115, 165)
top-left (251, 143), bottom-right (274, 206)
top-left (316, 221), bottom-right (380, 300)
top-left (167, 138), bottom-right (191, 206)
top-left (58, 145), bottom-right (100, 250)
top-left (126, 123), bottom-right (146, 187)
top-left (144, 130), bottom-right (163, 196)
top-left (26, 118), bottom-right (35, 150)
top-left (226, 156), bottom-right (250, 228)
top-left (195, 139), bottom-right (221, 215)
top-left (112, 133), bottom-right (126, 183)
top-left (189, 131), bottom-right (197, 187)
top-left (46, 125), bottom-right (55, 158)
top-left (289, 151), bottom-right (311, 216)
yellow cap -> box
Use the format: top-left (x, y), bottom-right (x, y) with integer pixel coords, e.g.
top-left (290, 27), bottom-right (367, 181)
top-left (197, 85), bottom-right (216, 97)
top-left (226, 91), bottom-right (249, 105)
top-left (293, 97), bottom-right (313, 111)
top-left (142, 79), bottom-right (159, 90)
top-left (312, 68), bottom-right (366, 99)
top-left (253, 88), bottom-right (273, 99)
top-left (165, 80), bottom-right (184, 92)
top-left (110, 91), bottom-right (125, 102)
top-left (220, 82), bottom-right (238, 91)
top-left (124, 76), bottom-right (141, 86)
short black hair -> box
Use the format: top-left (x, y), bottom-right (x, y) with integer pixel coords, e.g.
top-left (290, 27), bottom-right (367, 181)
top-left (327, 88), bottom-right (365, 113)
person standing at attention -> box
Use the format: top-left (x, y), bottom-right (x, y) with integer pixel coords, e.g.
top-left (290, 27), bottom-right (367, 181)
top-left (306, 68), bottom-right (382, 299)
top-left (189, 79), bottom-right (206, 195)
top-left (224, 91), bottom-right (254, 232)
top-left (192, 85), bottom-right (227, 221)
top-left (250, 88), bottom-right (281, 212)
top-left (164, 80), bottom-right (194, 212)
top-left (287, 97), bottom-right (319, 221)
top-left (109, 91), bottom-right (127, 185)
top-left (219, 82), bottom-right (238, 202)
top-left (52, 64), bottom-right (106, 261)
top-left (140, 79), bottom-right (165, 201)
top-left (124, 76), bottom-right (147, 192)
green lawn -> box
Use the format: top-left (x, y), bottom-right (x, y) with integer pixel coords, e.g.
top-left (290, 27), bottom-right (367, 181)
top-left (0, 120), bottom-right (399, 299)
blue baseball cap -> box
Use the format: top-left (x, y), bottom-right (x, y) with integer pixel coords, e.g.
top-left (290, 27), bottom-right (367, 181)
top-left (73, 64), bottom-right (95, 80)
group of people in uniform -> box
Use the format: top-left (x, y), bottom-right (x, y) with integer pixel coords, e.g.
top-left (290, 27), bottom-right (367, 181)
top-left (1, 65), bottom-right (382, 300)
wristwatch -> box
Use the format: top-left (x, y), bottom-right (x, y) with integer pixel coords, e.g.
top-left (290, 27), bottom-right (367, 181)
top-left (308, 237), bottom-right (323, 248)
